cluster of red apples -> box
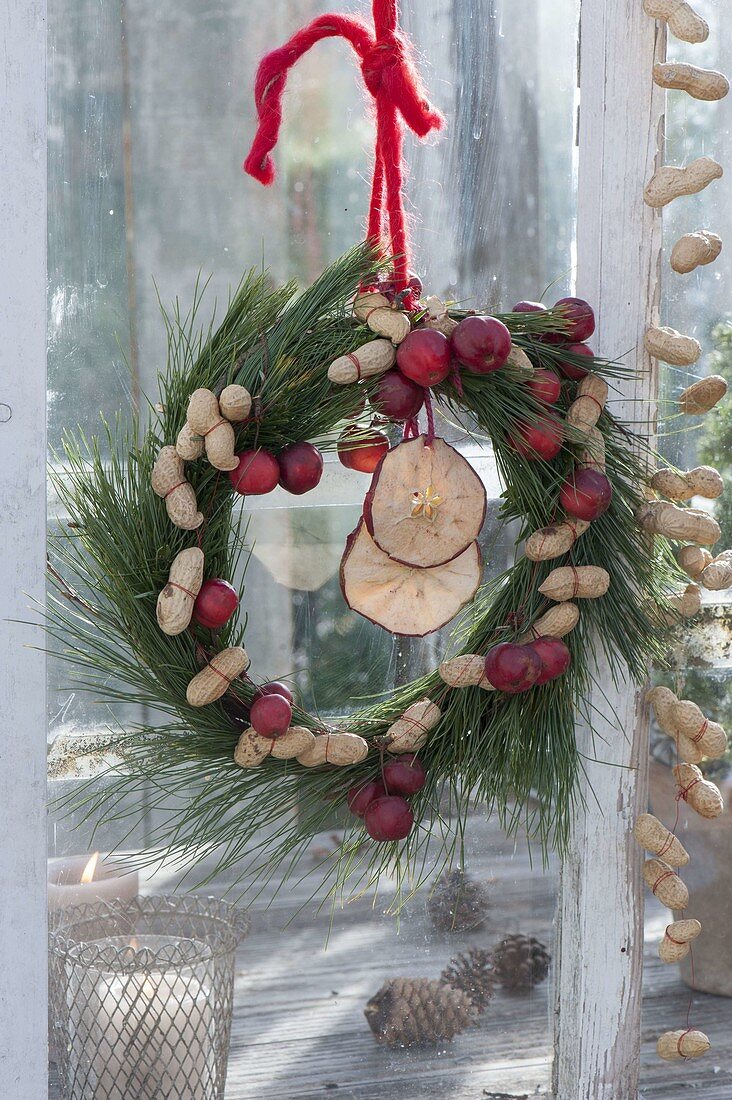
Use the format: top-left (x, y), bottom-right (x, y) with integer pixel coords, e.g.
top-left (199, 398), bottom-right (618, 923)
top-left (484, 635), bottom-right (571, 694)
top-left (512, 296), bottom-right (613, 524)
top-left (347, 754), bottom-right (426, 842)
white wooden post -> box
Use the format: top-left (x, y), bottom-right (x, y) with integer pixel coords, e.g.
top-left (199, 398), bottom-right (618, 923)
top-left (553, 3), bottom-right (666, 1097)
top-left (0, 1), bottom-right (48, 1095)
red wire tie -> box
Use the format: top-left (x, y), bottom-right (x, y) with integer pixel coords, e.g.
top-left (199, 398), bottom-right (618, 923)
top-left (656, 831), bottom-right (676, 859)
top-left (203, 418), bottom-right (228, 437)
top-left (676, 1027), bottom-right (693, 1059)
top-left (690, 719), bottom-right (708, 745)
top-left (570, 565), bottom-right (580, 598)
top-left (677, 777), bottom-right (702, 802)
top-left (651, 869), bottom-right (677, 897)
top-left (207, 662), bottom-right (234, 687)
top-left (582, 394), bottom-right (605, 413)
top-left (402, 717), bottom-right (429, 734)
top-left (346, 352), bottom-right (362, 380)
top-left (665, 929), bottom-right (687, 946)
top-left (168, 581), bottom-right (197, 600)
top-left (164, 481), bottom-right (187, 499)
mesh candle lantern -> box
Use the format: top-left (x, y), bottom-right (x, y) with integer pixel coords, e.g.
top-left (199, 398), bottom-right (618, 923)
top-left (49, 895), bottom-right (249, 1100)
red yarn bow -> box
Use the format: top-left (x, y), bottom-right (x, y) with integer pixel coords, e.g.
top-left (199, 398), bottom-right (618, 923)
top-left (243, 0), bottom-right (443, 296)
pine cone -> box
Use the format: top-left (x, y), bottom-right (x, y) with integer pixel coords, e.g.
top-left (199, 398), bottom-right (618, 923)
top-left (427, 867), bottom-right (491, 933)
top-left (492, 934), bottom-right (551, 993)
top-left (440, 947), bottom-right (496, 1014)
top-left (365, 978), bottom-right (474, 1047)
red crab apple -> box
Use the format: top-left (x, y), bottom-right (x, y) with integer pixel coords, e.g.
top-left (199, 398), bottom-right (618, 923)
top-left (559, 467), bottom-right (613, 521)
top-left (252, 681), bottom-right (294, 705)
top-left (347, 778), bottom-right (386, 817)
top-left (364, 795), bottom-right (414, 841)
top-left (530, 636), bottom-right (572, 685)
top-left (249, 692), bottom-right (292, 739)
top-left (556, 342), bottom-right (594, 381)
top-left (554, 297), bottom-right (595, 342)
top-left (337, 427), bottom-right (389, 473)
top-left (192, 579), bottom-right (239, 629)
top-left (512, 300), bottom-right (546, 313)
top-left (383, 754), bottom-right (426, 796)
top-left (229, 449), bottom-right (280, 495)
top-left (526, 368), bottom-right (562, 405)
top-left (451, 315), bottom-right (512, 374)
top-left (277, 441), bottom-right (324, 495)
top-left (372, 369), bottom-right (424, 421)
top-left (397, 329), bottom-right (452, 387)
top-left (507, 416), bottom-right (563, 460)
top-left (484, 642), bottom-right (542, 693)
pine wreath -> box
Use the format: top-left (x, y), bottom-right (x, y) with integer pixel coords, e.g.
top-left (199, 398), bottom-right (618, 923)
top-left (45, 0), bottom-right (707, 906)
top-left (47, 244), bottom-right (687, 900)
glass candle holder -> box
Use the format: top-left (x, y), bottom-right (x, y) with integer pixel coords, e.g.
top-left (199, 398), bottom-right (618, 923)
top-left (49, 895), bottom-right (249, 1100)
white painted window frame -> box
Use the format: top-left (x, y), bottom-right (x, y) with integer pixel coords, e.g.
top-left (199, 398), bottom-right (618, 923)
top-left (0, 1), bottom-right (665, 1095)
top-left (554, 3), bottom-right (666, 1097)
top-left (0, 1), bottom-right (49, 1096)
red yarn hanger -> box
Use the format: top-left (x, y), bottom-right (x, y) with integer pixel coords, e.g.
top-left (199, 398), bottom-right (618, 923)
top-left (243, 0), bottom-right (443, 301)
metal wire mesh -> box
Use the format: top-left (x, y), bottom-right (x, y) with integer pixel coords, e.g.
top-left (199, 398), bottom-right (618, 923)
top-left (49, 895), bottom-right (249, 1100)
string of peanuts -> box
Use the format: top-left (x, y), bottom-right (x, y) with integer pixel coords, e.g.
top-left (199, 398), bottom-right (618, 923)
top-left (638, 0), bottom-right (732, 1061)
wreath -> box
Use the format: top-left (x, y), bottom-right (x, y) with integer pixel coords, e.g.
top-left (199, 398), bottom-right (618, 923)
top-left (47, 0), bottom-right (726, 907)
top-left (49, 240), bottom-right (700, 894)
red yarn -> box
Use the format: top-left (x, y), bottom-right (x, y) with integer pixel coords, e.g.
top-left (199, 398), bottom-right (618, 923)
top-left (243, 0), bottom-right (443, 294)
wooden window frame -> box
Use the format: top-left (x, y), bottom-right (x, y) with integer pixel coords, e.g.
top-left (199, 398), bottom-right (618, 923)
top-left (0, 1), bottom-right (666, 1095)
top-left (0, 1), bottom-right (49, 1096)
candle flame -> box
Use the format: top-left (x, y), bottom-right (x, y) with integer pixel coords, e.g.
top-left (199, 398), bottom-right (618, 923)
top-left (80, 851), bottom-right (100, 884)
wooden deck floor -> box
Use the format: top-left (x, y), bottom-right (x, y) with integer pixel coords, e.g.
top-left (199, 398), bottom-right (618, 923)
top-left (49, 815), bottom-right (732, 1098)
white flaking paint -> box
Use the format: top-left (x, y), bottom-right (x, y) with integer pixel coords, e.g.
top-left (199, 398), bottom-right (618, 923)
top-left (0, 1), bottom-right (48, 1095)
top-left (553, 3), bottom-right (666, 1098)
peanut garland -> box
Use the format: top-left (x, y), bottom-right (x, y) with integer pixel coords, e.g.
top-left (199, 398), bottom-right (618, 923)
top-left (644, 325), bottom-right (701, 366)
top-left (156, 548), bottom-right (205, 636)
top-left (151, 446), bottom-right (204, 530)
top-left (679, 375), bottom-right (728, 414)
top-left (650, 464), bottom-right (723, 501)
top-left (673, 763), bottom-right (724, 819)
top-left (643, 0), bottom-right (708, 44)
top-left (517, 601), bottom-right (580, 644)
top-left (566, 373), bottom-right (608, 434)
top-left (657, 1029), bottom-right (711, 1061)
top-left (186, 388), bottom-right (239, 472)
top-left (659, 919), bottom-right (701, 964)
top-left (524, 518), bottom-right (590, 562)
top-left (670, 230), bottom-right (723, 273)
top-left (186, 647), bottom-right (250, 707)
top-left (633, 813), bottom-right (689, 868)
top-left (643, 157), bottom-right (722, 210)
top-left (538, 565), bottom-right (610, 602)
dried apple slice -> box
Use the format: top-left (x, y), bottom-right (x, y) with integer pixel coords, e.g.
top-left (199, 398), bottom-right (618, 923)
top-left (340, 520), bottom-right (482, 636)
top-left (363, 435), bottom-right (486, 567)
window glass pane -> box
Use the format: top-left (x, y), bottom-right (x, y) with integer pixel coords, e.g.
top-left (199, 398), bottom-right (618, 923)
top-left (48, 1), bottom-right (577, 1095)
top-left (646, 1), bottom-right (732, 1089)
